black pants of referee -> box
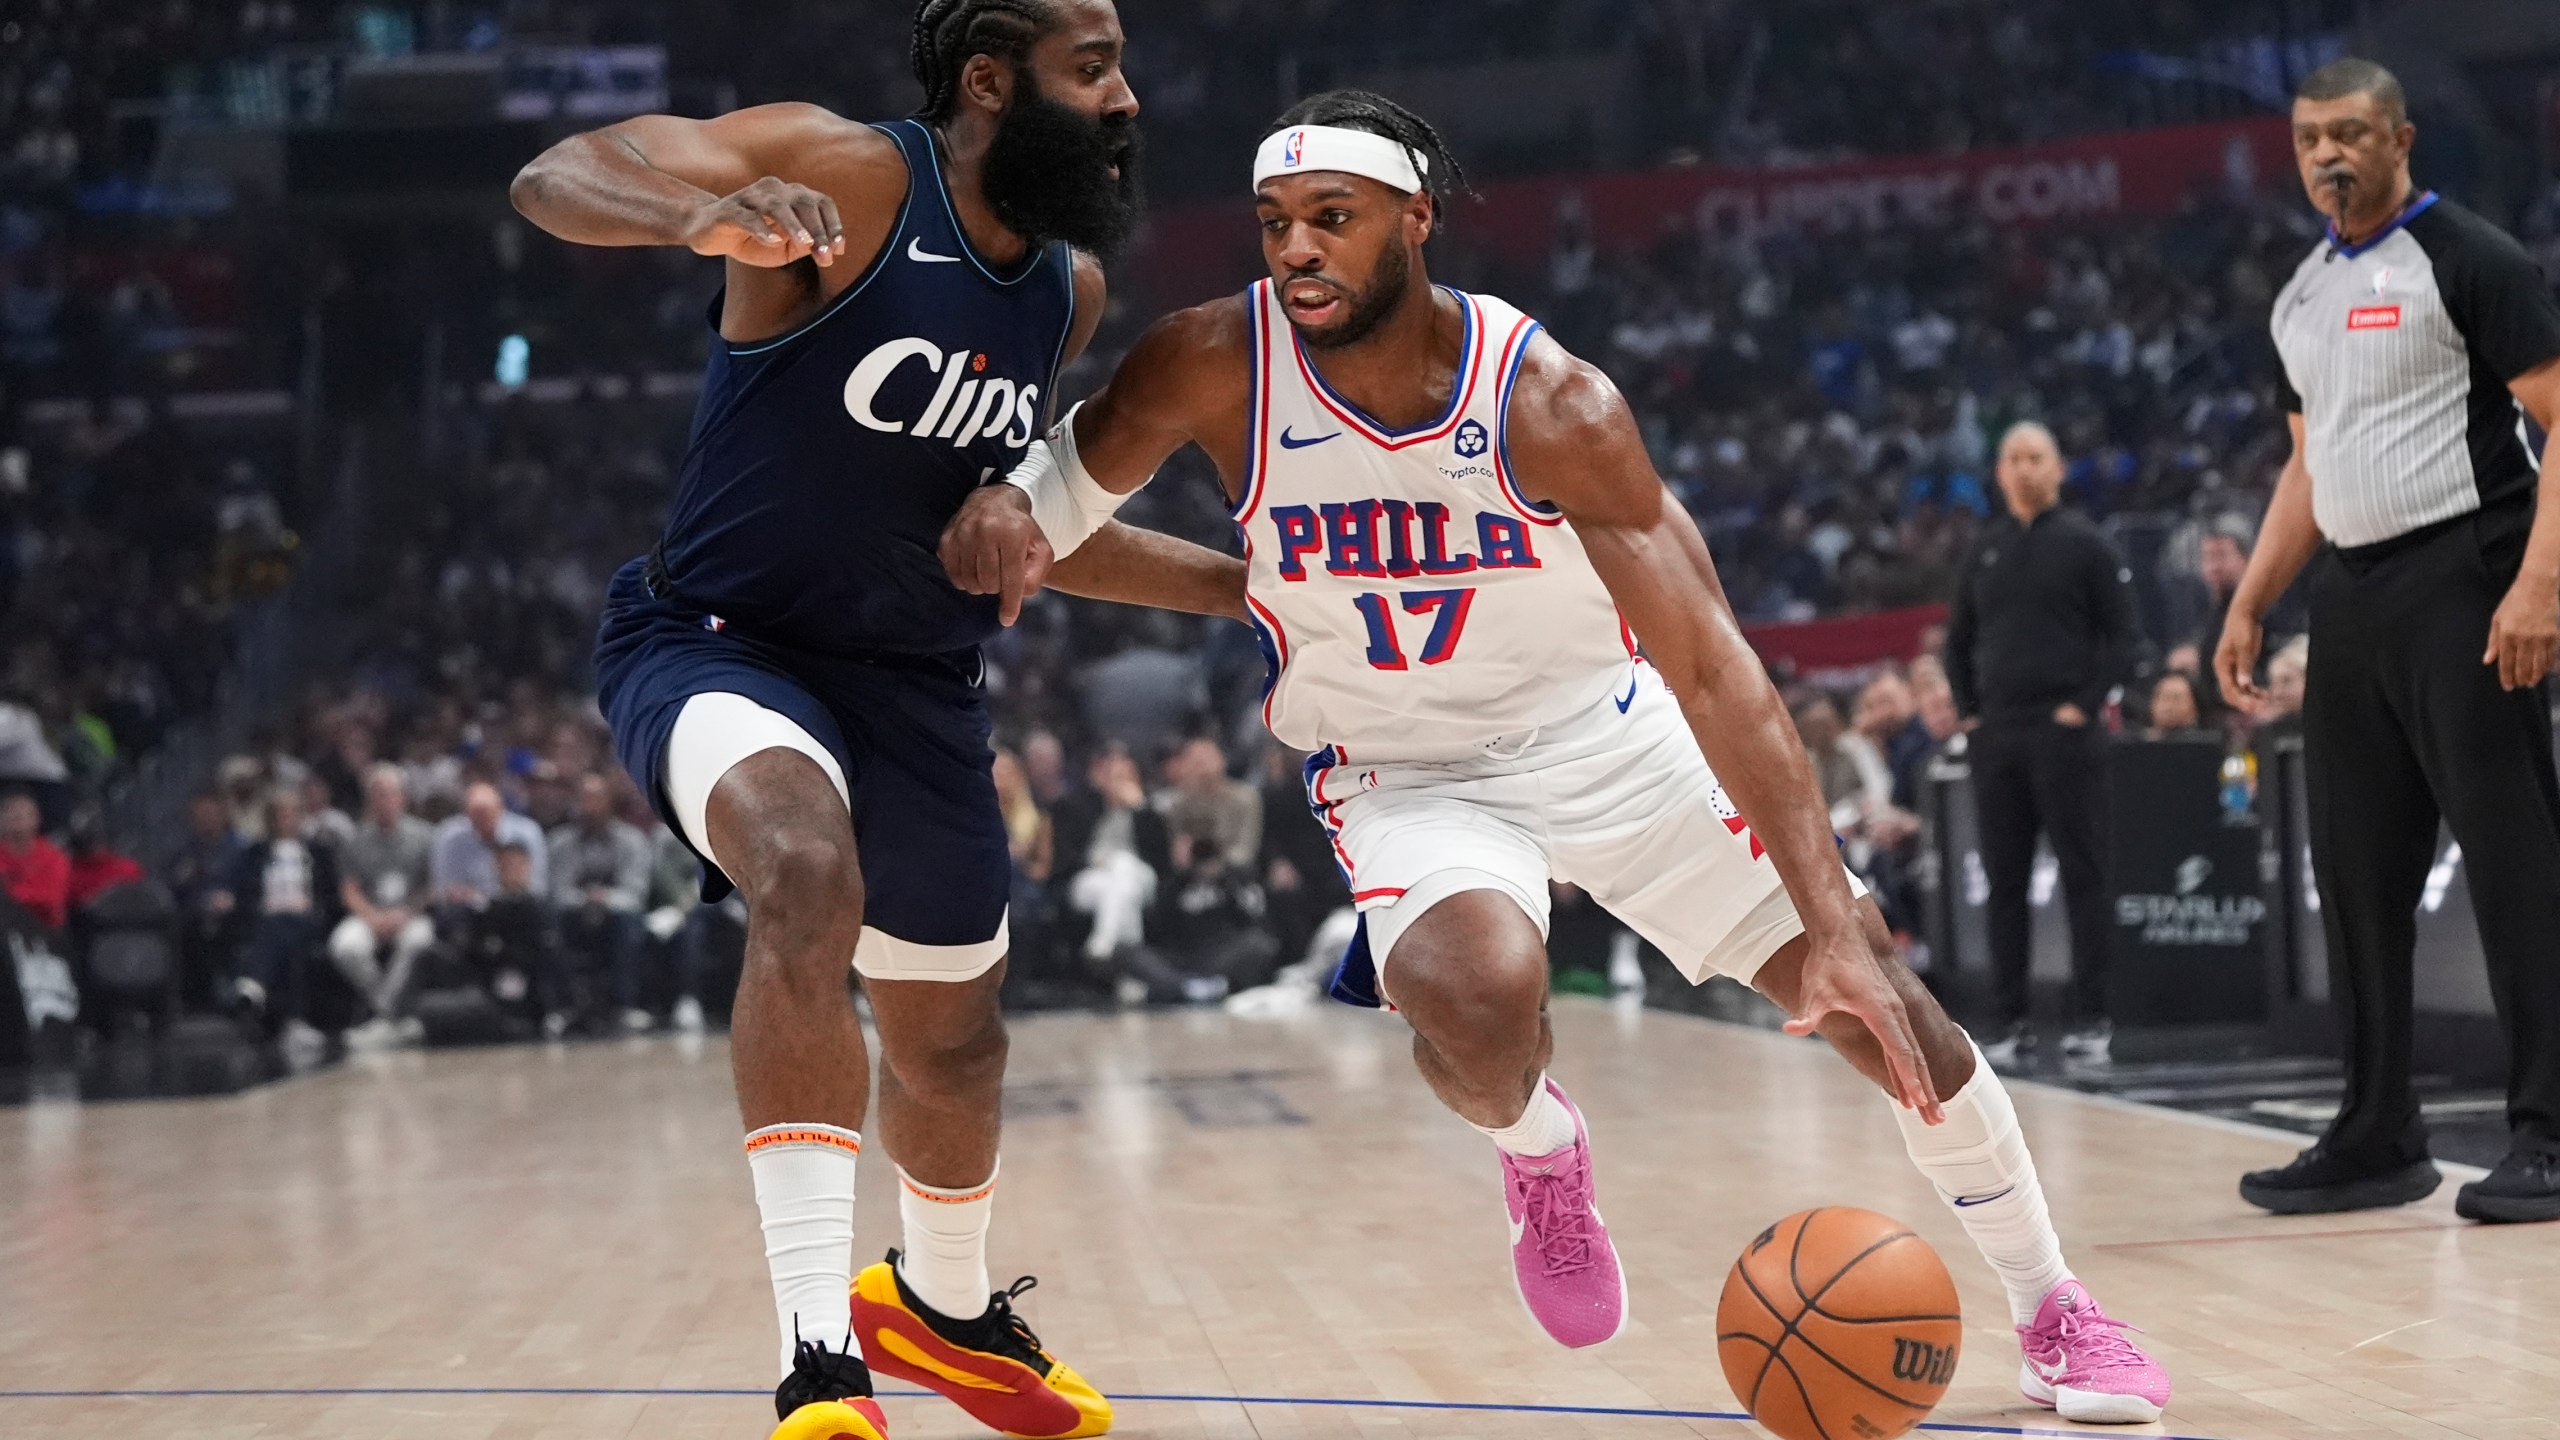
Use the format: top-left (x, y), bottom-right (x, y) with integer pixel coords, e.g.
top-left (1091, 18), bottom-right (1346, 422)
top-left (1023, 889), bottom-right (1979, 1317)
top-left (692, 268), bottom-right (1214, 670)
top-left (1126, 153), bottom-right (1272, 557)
top-left (2305, 503), bottom-right (2560, 1157)
top-left (1972, 717), bottom-right (2110, 1030)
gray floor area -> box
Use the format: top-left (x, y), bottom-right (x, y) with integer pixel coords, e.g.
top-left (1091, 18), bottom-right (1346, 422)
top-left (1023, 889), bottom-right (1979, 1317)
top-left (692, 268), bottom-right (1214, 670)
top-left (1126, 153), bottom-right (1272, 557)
top-left (1636, 960), bottom-right (2516, 1171)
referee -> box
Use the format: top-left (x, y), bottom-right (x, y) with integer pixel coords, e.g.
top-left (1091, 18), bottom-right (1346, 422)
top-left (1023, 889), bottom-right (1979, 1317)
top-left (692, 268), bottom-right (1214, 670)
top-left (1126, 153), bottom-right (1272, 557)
top-left (2217, 59), bottom-right (2560, 1223)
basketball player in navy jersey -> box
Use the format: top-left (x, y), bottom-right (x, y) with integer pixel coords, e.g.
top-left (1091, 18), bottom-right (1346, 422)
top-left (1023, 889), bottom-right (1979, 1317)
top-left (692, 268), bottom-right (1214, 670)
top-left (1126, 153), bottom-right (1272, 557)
top-left (512, 4), bottom-right (1231, 1437)
top-left (946, 91), bottom-right (2174, 1424)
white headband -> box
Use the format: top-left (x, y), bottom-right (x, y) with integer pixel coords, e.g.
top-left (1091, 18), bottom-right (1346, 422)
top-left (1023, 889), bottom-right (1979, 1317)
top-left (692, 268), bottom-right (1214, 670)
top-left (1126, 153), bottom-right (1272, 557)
top-left (1252, 124), bottom-right (1428, 195)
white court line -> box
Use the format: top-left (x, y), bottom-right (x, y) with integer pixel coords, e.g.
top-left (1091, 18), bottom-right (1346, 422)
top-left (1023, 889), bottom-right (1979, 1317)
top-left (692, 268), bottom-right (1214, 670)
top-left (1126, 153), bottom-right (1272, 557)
top-left (2342, 1316), bottom-right (2439, 1353)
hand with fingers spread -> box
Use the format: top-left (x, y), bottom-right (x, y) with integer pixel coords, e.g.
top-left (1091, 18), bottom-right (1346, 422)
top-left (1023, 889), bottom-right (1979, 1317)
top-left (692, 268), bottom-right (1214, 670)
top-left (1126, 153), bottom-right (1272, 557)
top-left (2484, 573), bottom-right (2560, 692)
top-left (683, 175), bottom-right (849, 268)
top-left (940, 483), bottom-right (1054, 627)
top-left (1782, 928), bottom-right (1944, 1124)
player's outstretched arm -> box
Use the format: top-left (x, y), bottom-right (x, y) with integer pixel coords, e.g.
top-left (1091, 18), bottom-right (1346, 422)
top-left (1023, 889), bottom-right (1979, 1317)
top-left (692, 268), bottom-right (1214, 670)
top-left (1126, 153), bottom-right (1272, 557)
top-left (1047, 524), bottom-right (1248, 622)
top-left (942, 299), bottom-right (1251, 624)
top-left (1505, 334), bottom-right (1942, 1122)
top-left (510, 103), bottom-right (900, 270)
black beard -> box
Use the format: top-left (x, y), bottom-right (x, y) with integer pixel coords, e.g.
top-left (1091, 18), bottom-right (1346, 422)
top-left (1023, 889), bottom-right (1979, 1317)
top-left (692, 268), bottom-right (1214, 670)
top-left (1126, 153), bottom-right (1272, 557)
top-left (1296, 240), bottom-right (1413, 352)
top-left (980, 77), bottom-right (1143, 259)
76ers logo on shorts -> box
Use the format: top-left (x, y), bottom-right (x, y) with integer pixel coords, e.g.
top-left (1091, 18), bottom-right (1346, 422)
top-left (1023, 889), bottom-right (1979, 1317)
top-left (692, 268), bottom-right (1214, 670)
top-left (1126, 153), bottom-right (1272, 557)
top-left (1708, 783), bottom-right (1768, 860)
top-left (1454, 419), bottom-right (1490, 458)
top-left (1283, 130), bottom-right (1305, 168)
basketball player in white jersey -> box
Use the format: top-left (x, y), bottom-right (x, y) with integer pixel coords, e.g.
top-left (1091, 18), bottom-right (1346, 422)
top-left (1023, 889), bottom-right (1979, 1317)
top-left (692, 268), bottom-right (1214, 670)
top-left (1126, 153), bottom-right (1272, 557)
top-left (944, 92), bottom-right (2172, 1424)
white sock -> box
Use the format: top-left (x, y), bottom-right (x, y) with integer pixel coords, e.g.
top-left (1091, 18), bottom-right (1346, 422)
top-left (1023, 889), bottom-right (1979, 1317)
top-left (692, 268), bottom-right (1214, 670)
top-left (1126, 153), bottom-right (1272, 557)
top-left (745, 1123), bottom-right (862, 1377)
top-left (1891, 1042), bottom-right (2073, 1326)
top-left (897, 1164), bottom-right (998, 1321)
top-left (1473, 1076), bottom-right (1580, 1157)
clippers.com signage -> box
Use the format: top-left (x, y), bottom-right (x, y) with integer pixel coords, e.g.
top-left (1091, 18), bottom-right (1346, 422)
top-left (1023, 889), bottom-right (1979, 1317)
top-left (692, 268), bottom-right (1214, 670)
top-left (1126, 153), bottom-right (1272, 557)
top-left (1138, 117), bottom-right (2293, 307)
top-left (1607, 117), bottom-right (2289, 242)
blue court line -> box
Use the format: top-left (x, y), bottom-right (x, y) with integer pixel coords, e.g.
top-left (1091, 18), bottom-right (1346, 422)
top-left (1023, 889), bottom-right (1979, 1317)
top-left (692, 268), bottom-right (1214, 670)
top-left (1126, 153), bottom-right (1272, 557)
top-left (0, 1385), bottom-right (2228, 1438)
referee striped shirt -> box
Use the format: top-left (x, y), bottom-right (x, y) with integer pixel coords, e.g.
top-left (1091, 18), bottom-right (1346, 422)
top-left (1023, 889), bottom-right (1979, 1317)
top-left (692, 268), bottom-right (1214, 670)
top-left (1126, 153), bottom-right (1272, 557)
top-left (2272, 191), bottom-right (2560, 548)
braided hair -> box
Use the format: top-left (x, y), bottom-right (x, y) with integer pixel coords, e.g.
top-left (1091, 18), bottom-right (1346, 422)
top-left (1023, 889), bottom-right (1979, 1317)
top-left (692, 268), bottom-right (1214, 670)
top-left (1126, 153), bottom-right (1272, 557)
top-left (911, 0), bottom-right (1060, 122)
top-left (1270, 90), bottom-right (1469, 237)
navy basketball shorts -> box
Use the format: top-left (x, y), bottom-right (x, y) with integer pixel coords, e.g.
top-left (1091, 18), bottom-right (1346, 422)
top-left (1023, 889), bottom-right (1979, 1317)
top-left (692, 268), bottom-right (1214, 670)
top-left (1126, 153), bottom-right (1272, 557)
top-left (594, 559), bottom-right (1009, 982)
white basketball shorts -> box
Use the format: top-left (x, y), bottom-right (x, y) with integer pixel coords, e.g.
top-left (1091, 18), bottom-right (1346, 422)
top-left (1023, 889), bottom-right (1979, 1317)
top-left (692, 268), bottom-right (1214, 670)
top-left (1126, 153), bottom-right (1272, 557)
top-left (1306, 664), bottom-right (1867, 1000)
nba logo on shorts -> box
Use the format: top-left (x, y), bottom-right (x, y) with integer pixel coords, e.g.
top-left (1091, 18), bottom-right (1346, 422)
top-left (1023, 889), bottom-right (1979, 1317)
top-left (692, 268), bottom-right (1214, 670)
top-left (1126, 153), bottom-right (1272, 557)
top-left (1283, 130), bottom-right (1305, 168)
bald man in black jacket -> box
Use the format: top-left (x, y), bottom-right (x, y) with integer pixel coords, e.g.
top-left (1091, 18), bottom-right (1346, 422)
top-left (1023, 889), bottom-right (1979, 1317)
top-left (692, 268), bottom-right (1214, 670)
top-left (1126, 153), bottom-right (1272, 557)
top-left (1947, 422), bottom-right (2144, 1069)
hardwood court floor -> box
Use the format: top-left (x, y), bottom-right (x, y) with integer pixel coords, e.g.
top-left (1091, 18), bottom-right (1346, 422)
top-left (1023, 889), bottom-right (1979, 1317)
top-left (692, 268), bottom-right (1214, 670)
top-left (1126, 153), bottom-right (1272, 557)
top-left (3, 1000), bottom-right (2552, 1440)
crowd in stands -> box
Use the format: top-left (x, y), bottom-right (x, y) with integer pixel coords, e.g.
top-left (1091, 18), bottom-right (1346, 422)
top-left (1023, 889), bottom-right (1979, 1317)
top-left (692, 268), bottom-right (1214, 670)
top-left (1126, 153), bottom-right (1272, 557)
top-left (0, 411), bottom-right (301, 820)
top-left (140, 728), bottom-right (731, 1060)
top-left (2, 0), bottom-right (2360, 194)
top-left (8, 669), bottom-right (1351, 1055)
top-left (9, 556), bottom-right (2326, 1063)
top-left (1508, 183), bottom-right (2324, 627)
top-left (4, 0), bottom-right (2385, 406)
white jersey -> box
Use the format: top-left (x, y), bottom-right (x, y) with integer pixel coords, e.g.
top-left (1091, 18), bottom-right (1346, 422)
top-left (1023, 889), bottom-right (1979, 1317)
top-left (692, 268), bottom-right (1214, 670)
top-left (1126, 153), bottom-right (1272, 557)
top-left (1235, 281), bottom-right (1635, 757)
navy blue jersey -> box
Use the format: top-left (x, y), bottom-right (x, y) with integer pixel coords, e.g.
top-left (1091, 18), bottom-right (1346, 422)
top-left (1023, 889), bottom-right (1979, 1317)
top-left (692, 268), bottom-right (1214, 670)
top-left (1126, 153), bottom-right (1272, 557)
top-left (653, 118), bottom-right (1078, 657)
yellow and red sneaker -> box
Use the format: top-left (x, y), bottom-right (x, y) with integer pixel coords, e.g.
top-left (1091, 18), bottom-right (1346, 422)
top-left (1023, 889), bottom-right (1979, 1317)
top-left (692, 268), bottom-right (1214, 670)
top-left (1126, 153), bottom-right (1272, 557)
top-left (772, 1402), bottom-right (889, 1440)
top-left (770, 1337), bottom-right (890, 1440)
top-left (852, 1250), bottom-right (1112, 1438)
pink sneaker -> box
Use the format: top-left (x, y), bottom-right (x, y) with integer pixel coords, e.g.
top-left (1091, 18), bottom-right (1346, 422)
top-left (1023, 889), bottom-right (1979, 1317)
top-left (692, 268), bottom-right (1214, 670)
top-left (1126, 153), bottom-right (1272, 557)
top-left (2017, 1280), bottom-right (2171, 1423)
top-left (1497, 1080), bottom-right (1627, 1348)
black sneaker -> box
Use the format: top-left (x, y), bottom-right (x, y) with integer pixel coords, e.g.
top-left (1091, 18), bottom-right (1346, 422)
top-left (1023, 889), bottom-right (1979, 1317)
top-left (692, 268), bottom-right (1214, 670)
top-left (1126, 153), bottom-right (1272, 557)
top-left (2454, 1145), bottom-right (2560, 1224)
top-left (772, 1334), bottom-right (885, 1433)
top-left (2239, 1143), bottom-right (2440, 1215)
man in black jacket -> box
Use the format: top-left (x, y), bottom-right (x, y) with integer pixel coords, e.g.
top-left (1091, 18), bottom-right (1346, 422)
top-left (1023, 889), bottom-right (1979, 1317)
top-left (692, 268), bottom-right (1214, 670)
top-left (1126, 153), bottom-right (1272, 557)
top-left (1947, 421), bottom-right (2145, 1068)
top-left (222, 787), bottom-right (343, 1056)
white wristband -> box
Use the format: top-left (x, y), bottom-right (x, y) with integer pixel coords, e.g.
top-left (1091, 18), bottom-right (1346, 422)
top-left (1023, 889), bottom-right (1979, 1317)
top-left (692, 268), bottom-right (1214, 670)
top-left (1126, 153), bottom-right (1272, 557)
top-left (999, 402), bottom-right (1134, 559)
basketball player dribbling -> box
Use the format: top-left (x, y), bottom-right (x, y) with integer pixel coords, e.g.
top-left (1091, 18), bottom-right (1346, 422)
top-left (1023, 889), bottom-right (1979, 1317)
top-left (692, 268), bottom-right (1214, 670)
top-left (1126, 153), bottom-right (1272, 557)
top-left (512, 4), bottom-right (1240, 1437)
top-left (944, 91), bottom-right (2175, 1425)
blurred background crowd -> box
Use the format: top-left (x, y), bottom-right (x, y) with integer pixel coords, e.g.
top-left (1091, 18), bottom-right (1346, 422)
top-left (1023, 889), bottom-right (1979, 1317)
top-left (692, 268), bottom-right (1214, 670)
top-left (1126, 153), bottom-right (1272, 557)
top-left (2, 0), bottom-right (2552, 1063)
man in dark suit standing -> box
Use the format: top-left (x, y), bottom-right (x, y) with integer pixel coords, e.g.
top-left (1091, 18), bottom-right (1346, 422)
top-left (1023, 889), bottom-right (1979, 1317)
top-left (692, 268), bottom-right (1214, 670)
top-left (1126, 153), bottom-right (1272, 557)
top-left (1948, 421), bottom-right (2145, 1069)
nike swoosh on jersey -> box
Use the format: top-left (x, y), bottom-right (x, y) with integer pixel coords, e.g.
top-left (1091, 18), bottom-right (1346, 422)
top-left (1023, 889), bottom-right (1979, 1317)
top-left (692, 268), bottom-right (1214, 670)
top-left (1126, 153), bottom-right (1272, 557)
top-left (1613, 675), bottom-right (1640, 713)
top-left (908, 238), bottom-right (962, 264)
top-left (1278, 427), bottom-right (1339, 449)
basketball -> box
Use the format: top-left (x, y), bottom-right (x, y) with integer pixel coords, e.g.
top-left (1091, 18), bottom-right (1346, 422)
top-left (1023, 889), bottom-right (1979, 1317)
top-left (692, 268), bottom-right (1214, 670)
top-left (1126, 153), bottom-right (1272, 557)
top-left (1716, 1208), bottom-right (1963, 1440)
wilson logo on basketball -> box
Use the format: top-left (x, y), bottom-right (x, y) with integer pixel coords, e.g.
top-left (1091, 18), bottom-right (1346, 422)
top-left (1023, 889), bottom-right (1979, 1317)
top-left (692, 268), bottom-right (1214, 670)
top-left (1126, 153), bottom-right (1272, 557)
top-left (1891, 1337), bottom-right (1957, 1386)
top-left (2347, 305), bottom-right (2402, 330)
